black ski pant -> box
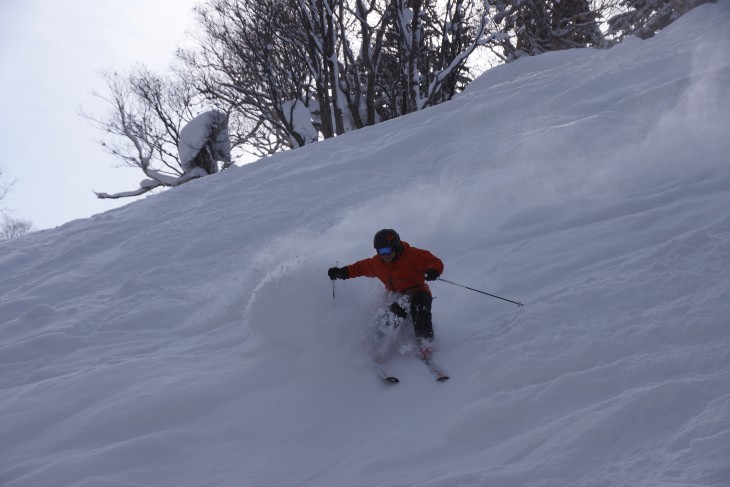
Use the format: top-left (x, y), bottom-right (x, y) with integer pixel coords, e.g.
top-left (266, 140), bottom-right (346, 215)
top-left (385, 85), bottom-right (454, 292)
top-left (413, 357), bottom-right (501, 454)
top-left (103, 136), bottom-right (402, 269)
top-left (389, 291), bottom-right (434, 343)
top-left (410, 291), bottom-right (434, 342)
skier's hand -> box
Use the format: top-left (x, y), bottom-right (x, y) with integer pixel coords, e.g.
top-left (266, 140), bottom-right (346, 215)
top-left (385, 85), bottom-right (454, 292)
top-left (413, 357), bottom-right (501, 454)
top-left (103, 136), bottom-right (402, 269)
top-left (424, 269), bottom-right (440, 281)
top-left (328, 267), bottom-right (349, 280)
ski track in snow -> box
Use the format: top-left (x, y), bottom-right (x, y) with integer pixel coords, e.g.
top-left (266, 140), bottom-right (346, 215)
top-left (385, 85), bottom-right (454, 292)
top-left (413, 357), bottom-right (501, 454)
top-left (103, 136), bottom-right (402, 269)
top-left (1, 4), bottom-right (730, 486)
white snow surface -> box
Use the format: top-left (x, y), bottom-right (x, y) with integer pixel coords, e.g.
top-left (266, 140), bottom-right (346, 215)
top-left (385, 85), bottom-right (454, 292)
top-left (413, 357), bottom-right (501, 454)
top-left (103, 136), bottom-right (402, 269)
top-left (2, 5), bottom-right (730, 486)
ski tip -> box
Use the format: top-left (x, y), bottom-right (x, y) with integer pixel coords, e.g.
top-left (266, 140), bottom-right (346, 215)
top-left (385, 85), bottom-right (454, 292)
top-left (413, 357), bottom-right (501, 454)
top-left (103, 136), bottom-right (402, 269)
top-left (436, 375), bottom-right (450, 382)
top-left (384, 376), bottom-right (400, 383)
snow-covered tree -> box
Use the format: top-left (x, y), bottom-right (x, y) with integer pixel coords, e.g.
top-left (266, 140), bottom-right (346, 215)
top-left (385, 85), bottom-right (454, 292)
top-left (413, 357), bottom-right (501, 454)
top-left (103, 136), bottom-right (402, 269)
top-left (178, 110), bottom-right (232, 175)
top-left (186, 0), bottom-right (491, 146)
top-left (86, 67), bottom-right (233, 199)
top-left (490, 0), bottom-right (606, 62)
top-left (294, 0), bottom-right (349, 136)
top-left (606, 0), bottom-right (716, 41)
top-left (184, 0), bottom-right (318, 150)
top-left (391, 0), bottom-right (493, 112)
top-left (486, 0), bottom-right (715, 60)
top-left (85, 0), bottom-right (714, 179)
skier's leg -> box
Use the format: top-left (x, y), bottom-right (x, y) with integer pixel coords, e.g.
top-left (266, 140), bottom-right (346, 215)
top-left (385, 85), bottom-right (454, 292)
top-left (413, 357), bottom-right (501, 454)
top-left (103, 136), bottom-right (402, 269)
top-left (410, 291), bottom-right (434, 358)
top-left (371, 299), bottom-right (406, 362)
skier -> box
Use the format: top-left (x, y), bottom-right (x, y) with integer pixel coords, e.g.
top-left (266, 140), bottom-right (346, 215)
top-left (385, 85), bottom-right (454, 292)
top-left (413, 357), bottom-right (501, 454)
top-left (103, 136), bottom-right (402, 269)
top-left (327, 229), bottom-right (444, 359)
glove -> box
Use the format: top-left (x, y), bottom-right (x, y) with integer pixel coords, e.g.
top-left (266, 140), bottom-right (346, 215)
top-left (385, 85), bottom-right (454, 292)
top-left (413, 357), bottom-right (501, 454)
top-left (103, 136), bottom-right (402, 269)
top-left (328, 267), bottom-right (349, 280)
top-left (424, 269), bottom-right (440, 281)
top-left (389, 302), bottom-right (408, 318)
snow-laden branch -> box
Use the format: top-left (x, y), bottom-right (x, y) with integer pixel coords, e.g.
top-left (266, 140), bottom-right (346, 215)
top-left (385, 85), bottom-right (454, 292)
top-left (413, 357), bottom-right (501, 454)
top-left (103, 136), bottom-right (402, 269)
top-left (94, 168), bottom-right (208, 200)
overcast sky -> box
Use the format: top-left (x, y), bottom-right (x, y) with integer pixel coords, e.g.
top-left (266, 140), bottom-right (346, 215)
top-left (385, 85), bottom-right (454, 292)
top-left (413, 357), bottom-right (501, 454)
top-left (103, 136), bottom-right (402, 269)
top-left (0, 0), bottom-right (200, 230)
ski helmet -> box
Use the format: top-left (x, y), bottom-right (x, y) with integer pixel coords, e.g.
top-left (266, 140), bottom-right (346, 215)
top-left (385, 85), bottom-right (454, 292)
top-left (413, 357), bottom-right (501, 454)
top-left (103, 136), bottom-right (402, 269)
top-left (373, 229), bottom-right (401, 251)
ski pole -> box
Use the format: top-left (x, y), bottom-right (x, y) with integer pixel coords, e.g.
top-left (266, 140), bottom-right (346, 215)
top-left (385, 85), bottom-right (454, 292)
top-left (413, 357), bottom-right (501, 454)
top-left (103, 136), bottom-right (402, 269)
top-left (332, 261), bottom-right (338, 306)
top-left (437, 278), bottom-right (524, 307)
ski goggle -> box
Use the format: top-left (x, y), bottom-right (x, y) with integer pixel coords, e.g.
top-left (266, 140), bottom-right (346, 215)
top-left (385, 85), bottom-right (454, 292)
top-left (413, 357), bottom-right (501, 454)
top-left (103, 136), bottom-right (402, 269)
top-left (377, 246), bottom-right (394, 256)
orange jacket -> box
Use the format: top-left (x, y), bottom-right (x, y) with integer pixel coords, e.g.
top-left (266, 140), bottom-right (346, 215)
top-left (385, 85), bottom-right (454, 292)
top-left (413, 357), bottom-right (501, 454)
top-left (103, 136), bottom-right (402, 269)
top-left (346, 242), bottom-right (444, 295)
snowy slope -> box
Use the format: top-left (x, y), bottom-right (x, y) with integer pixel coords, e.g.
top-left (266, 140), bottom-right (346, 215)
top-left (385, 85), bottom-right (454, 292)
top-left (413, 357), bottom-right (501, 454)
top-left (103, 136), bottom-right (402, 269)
top-left (2, 4), bottom-right (730, 486)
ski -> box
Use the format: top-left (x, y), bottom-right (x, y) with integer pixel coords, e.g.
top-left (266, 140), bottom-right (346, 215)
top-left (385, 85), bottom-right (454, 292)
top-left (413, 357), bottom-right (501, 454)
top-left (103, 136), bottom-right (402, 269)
top-left (381, 373), bottom-right (400, 384)
top-left (419, 354), bottom-right (449, 382)
top-left (375, 364), bottom-right (400, 383)
top-left (373, 353), bottom-right (448, 383)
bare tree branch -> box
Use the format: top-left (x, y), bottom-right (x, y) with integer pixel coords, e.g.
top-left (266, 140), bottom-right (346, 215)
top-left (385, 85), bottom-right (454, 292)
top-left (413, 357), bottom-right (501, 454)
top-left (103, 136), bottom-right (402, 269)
top-left (0, 166), bottom-right (13, 207)
top-left (0, 215), bottom-right (33, 241)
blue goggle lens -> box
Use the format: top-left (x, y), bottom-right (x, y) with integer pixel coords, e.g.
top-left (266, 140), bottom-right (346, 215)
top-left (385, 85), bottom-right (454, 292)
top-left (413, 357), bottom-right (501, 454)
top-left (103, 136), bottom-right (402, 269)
top-left (377, 247), bottom-right (394, 256)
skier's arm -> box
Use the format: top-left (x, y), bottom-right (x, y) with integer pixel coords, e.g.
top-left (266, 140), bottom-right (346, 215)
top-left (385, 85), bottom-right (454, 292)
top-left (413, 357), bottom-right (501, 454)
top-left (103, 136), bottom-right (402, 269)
top-left (418, 250), bottom-right (444, 280)
top-left (345, 257), bottom-right (378, 279)
top-left (328, 256), bottom-right (376, 280)
top-left (328, 255), bottom-right (377, 280)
